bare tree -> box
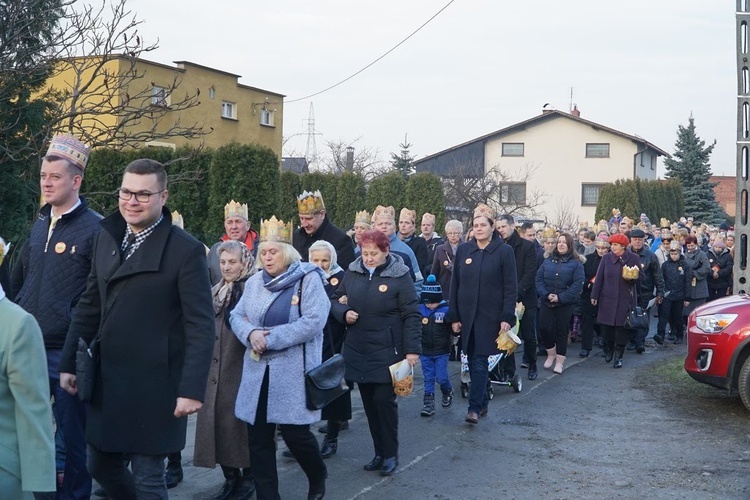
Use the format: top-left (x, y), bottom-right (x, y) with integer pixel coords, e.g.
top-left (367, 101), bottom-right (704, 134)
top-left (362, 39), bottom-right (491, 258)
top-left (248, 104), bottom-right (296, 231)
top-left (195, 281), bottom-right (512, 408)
top-left (443, 160), bottom-right (549, 221)
top-left (0, 0), bottom-right (208, 161)
top-left (549, 195), bottom-right (579, 230)
top-left (318, 138), bottom-right (388, 180)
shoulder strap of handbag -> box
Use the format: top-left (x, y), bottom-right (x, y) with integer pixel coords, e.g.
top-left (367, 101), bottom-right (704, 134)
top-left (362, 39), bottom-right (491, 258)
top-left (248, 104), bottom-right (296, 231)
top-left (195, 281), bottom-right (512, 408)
top-left (299, 274), bottom-right (337, 373)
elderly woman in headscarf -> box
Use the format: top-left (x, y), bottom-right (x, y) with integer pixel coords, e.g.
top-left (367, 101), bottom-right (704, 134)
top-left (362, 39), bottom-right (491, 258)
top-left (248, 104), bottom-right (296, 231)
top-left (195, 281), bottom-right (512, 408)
top-left (307, 240), bottom-right (350, 459)
top-left (230, 217), bottom-right (330, 500)
top-left (194, 240), bottom-right (257, 500)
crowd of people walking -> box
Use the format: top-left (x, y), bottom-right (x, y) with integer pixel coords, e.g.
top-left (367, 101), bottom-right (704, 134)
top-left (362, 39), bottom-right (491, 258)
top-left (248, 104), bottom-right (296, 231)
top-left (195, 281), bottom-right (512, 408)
top-left (0, 133), bottom-right (738, 499)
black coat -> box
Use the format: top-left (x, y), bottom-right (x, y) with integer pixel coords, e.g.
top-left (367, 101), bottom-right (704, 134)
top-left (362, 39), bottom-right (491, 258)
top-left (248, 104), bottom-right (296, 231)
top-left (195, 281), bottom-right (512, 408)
top-left (504, 230), bottom-right (538, 308)
top-left (293, 215), bottom-right (355, 269)
top-left (661, 255), bottom-right (692, 301)
top-left (430, 241), bottom-right (456, 297)
top-left (330, 255), bottom-right (421, 384)
top-left (447, 233), bottom-right (518, 357)
top-left (707, 249), bottom-right (733, 291)
top-left (423, 235), bottom-right (444, 280)
top-left (59, 208), bottom-right (215, 454)
top-left (633, 246), bottom-right (665, 306)
top-left (420, 302), bottom-right (452, 356)
top-left (403, 235), bottom-right (428, 279)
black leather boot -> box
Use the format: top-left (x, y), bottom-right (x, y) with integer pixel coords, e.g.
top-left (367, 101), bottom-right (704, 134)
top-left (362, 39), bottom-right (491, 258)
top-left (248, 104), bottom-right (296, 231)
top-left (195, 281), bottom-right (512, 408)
top-left (164, 454), bottom-right (183, 489)
top-left (613, 345), bottom-right (625, 369)
top-left (233, 470), bottom-right (256, 500)
top-left (212, 467), bottom-right (240, 500)
top-left (320, 435), bottom-right (338, 459)
top-left (604, 345), bottom-right (614, 363)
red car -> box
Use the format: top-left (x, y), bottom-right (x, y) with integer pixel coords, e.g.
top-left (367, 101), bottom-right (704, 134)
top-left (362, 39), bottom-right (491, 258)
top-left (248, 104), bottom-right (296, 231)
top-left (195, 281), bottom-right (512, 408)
top-left (685, 294), bottom-right (750, 410)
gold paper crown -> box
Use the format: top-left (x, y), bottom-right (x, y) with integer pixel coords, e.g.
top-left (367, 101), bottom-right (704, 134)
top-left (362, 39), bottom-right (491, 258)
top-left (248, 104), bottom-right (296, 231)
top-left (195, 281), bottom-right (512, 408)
top-left (297, 190), bottom-right (325, 215)
top-left (372, 205), bottom-right (395, 222)
top-left (171, 211), bottom-right (184, 229)
top-left (542, 226), bottom-right (557, 239)
top-left (473, 203), bottom-right (495, 221)
top-left (354, 210), bottom-right (371, 226)
top-left (422, 212), bottom-right (435, 225)
top-left (46, 134), bottom-right (90, 171)
top-left (224, 200), bottom-right (248, 220)
top-left (400, 208), bottom-right (416, 223)
top-left (612, 208), bottom-right (620, 215)
top-left (579, 221), bottom-right (589, 229)
top-left (660, 218), bottom-right (670, 229)
top-left (259, 216), bottom-right (293, 244)
top-left (622, 265), bottom-right (640, 280)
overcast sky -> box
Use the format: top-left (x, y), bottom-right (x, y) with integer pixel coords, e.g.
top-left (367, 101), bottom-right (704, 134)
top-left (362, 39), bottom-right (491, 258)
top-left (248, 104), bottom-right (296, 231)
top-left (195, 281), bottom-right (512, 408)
top-left (124, 0), bottom-right (736, 176)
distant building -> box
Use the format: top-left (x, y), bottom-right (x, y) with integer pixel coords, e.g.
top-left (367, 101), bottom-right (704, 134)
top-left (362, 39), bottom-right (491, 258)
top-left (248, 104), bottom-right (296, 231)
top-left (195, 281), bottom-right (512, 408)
top-left (710, 176), bottom-right (736, 217)
top-left (281, 157), bottom-right (310, 174)
top-left (45, 57), bottom-right (284, 159)
top-left (415, 107), bottom-right (668, 223)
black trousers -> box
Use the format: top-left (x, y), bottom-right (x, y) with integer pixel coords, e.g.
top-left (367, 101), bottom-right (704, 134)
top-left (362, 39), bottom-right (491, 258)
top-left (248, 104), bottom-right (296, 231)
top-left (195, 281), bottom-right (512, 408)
top-left (580, 298), bottom-right (600, 350)
top-left (358, 382), bottom-right (398, 459)
top-left (539, 304), bottom-right (574, 356)
top-left (600, 324), bottom-right (629, 349)
top-left (248, 368), bottom-right (326, 500)
top-left (501, 306), bottom-right (538, 374)
top-left (658, 298), bottom-right (684, 338)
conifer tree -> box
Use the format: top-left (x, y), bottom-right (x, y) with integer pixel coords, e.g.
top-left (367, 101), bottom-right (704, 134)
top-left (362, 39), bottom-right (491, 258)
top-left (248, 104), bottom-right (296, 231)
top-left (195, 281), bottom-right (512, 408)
top-left (663, 116), bottom-right (725, 224)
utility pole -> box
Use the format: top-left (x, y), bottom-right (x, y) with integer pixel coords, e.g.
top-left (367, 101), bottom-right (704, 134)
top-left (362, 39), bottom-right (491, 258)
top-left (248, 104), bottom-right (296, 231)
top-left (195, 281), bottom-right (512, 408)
top-left (736, 1), bottom-right (750, 293)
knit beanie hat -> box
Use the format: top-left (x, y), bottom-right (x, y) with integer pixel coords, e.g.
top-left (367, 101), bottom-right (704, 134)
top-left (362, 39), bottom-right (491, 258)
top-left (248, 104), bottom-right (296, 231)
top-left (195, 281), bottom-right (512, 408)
top-left (421, 274), bottom-right (443, 304)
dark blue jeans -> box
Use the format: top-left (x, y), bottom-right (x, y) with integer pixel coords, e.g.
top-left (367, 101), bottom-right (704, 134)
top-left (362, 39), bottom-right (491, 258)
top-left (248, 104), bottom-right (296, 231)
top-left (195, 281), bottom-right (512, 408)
top-left (47, 349), bottom-right (91, 499)
top-left (88, 446), bottom-right (167, 500)
top-left (467, 350), bottom-right (490, 413)
top-left (420, 354), bottom-right (452, 396)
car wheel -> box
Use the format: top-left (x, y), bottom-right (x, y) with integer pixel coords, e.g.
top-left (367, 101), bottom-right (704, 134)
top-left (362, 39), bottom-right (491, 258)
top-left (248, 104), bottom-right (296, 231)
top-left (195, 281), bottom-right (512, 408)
top-left (738, 357), bottom-right (750, 411)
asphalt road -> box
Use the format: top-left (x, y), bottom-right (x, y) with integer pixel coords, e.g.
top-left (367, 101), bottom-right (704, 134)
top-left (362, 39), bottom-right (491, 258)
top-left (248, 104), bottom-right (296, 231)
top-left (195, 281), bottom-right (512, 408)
top-left (164, 344), bottom-right (750, 500)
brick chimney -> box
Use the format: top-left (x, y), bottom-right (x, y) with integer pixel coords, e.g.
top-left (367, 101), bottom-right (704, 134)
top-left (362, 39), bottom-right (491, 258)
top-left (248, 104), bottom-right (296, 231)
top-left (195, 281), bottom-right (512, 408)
top-left (571, 105), bottom-right (581, 117)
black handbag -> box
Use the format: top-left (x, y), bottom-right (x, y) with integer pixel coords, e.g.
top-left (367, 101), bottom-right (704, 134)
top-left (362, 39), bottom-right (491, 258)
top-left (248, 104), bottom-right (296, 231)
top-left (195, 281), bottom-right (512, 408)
top-left (304, 351), bottom-right (349, 411)
top-left (296, 278), bottom-right (349, 411)
top-left (624, 286), bottom-right (649, 331)
top-left (75, 335), bottom-right (100, 402)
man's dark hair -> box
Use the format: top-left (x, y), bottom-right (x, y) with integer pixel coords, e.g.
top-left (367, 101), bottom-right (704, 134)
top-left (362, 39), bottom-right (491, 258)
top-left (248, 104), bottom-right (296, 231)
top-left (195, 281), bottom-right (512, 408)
top-left (497, 214), bottom-right (514, 226)
top-left (584, 230), bottom-right (596, 241)
top-left (44, 155), bottom-right (84, 179)
top-left (124, 159), bottom-right (167, 190)
top-left (520, 222), bottom-right (534, 231)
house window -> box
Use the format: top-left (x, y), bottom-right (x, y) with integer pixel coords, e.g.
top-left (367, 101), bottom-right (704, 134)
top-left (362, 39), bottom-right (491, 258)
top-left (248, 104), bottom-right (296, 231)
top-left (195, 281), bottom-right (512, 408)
top-left (221, 101), bottom-right (236, 119)
top-left (208, 86), bottom-right (215, 99)
top-left (501, 142), bottom-right (524, 157)
top-left (581, 183), bottom-right (607, 206)
top-left (499, 182), bottom-right (526, 205)
top-left (151, 85), bottom-right (168, 107)
top-left (260, 109), bottom-right (274, 127)
top-left (585, 143), bottom-right (610, 158)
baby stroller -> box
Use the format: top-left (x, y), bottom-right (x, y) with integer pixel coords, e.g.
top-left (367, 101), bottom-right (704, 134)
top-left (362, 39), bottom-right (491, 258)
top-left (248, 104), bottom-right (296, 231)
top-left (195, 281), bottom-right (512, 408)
top-left (459, 330), bottom-right (523, 399)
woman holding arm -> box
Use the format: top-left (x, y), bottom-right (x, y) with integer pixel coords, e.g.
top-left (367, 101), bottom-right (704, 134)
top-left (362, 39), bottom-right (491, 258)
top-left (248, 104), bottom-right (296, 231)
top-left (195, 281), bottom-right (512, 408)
top-left (230, 216), bottom-right (330, 500)
top-left (330, 230), bottom-right (421, 476)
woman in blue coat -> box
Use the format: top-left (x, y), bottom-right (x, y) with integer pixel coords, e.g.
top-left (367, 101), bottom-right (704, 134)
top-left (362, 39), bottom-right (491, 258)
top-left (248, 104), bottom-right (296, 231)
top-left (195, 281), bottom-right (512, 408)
top-left (590, 233), bottom-right (642, 368)
top-left (536, 233), bottom-right (584, 374)
top-left (447, 204), bottom-right (517, 425)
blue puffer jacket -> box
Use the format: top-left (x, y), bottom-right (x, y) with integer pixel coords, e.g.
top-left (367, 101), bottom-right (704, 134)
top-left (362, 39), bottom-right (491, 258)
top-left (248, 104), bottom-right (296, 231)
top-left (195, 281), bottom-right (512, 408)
top-left (13, 199), bottom-right (102, 349)
top-left (536, 251), bottom-right (584, 307)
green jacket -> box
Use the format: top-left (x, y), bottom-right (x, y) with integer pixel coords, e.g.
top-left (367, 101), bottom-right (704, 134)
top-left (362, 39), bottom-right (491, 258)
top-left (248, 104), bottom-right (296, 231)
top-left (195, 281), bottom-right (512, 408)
top-left (0, 292), bottom-right (55, 493)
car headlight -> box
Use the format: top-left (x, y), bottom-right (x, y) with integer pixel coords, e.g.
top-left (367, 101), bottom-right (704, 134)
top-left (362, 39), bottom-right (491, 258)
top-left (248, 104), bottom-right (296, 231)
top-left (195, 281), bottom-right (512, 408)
top-left (694, 314), bottom-right (739, 333)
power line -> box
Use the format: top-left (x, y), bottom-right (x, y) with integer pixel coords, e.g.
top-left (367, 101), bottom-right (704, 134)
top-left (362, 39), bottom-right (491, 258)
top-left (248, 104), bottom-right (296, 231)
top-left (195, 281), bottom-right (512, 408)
top-left (286, 0), bottom-right (456, 104)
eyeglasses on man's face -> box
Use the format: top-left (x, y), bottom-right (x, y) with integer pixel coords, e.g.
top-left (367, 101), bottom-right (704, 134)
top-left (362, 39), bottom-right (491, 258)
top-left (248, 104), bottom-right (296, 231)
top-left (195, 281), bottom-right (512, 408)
top-left (118, 188), bottom-right (164, 203)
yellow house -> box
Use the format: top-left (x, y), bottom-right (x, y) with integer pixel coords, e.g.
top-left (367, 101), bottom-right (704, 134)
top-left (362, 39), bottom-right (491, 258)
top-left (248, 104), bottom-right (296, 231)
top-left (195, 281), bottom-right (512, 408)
top-left (45, 56), bottom-right (284, 158)
top-left (415, 108), bottom-right (668, 225)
